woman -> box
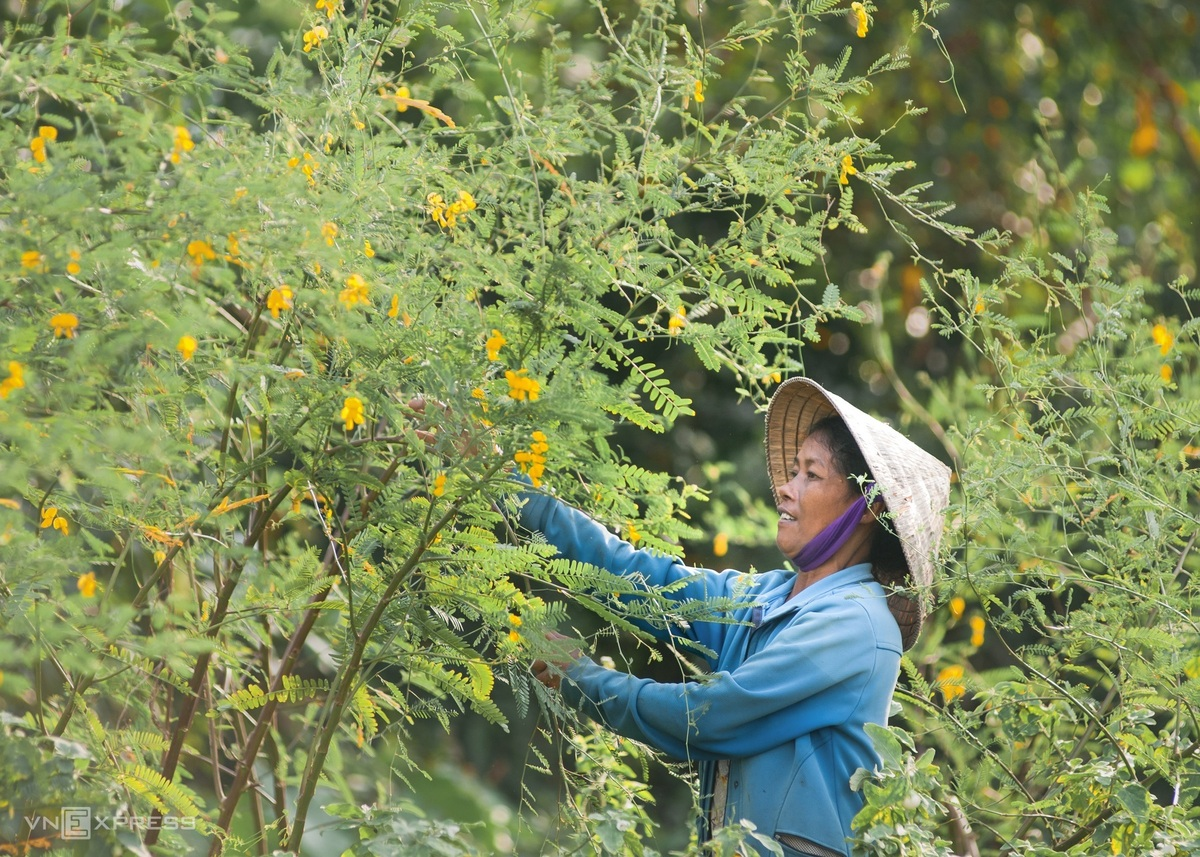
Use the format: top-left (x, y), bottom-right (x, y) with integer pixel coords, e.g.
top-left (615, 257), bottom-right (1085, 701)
top-left (525, 378), bottom-right (951, 857)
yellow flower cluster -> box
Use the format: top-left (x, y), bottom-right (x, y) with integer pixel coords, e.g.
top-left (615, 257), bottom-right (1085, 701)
top-left (287, 151), bottom-right (319, 185)
top-left (1152, 323), bottom-right (1174, 355)
top-left (850, 2), bottom-right (869, 38)
top-left (170, 125), bottom-right (194, 164)
top-left (1153, 323), bottom-right (1175, 383)
top-left (937, 664), bottom-right (965, 703)
top-left (67, 249), bottom-right (82, 275)
top-left (505, 369), bottom-right (541, 402)
top-left (693, 79), bottom-right (705, 104)
top-left (839, 154), bottom-right (858, 185)
top-left (432, 472), bottom-right (447, 497)
top-left (0, 362), bottom-right (24, 399)
top-left (712, 531), bottom-right (729, 557)
top-left (177, 335), bottom-right (198, 361)
top-left (514, 430), bottom-right (549, 487)
top-left (427, 190), bottom-right (477, 230)
top-left (340, 396), bottom-right (365, 432)
top-left (303, 25), bottom-right (329, 53)
top-left (77, 571), bottom-right (97, 598)
top-left (267, 285), bottom-right (294, 318)
top-left (668, 306), bottom-right (687, 335)
top-left (187, 238), bottom-right (216, 269)
top-left (340, 273), bottom-right (370, 308)
top-left (50, 312), bottom-right (79, 339)
top-left (321, 221), bottom-right (339, 246)
top-left (40, 506), bottom-right (69, 535)
top-left (29, 125), bottom-right (57, 164)
top-left (315, 0), bottom-right (339, 18)
top-left (969, 615), bottom-right (986, 647)
top-left (508, 612), bottom-right (522, 644)
top-left (21, 250), bottom-right (44, 271)
top-left (485, 329), bottom-right (507, 361)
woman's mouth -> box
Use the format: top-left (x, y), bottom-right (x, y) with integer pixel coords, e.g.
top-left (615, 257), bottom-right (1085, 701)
top-left (778, 511), bottom-right (796, 522)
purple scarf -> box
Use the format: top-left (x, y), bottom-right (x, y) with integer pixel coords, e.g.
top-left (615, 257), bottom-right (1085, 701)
top-left (792, 483), bottom-right (876, 572)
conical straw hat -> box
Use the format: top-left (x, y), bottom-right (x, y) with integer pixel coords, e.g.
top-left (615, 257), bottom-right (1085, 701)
top-left (765, 378), bottom-right (952, 650)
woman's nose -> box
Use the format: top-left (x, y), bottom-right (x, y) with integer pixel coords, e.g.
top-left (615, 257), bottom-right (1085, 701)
top-left (777, 476), bottom-right (797, 501)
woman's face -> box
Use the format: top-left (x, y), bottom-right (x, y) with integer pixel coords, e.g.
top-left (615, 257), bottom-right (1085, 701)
top-left (774, 432), bottom-right (861, 559)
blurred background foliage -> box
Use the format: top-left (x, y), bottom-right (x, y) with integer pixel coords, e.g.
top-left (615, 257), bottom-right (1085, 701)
top-left (1, 0), bottom-right (1197, 854)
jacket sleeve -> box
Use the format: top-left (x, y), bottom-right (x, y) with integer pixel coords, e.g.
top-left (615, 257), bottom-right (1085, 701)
top-left (517, 489), bottom-right (748, 658)
top-left (558, 598), bottom-right (884, 761)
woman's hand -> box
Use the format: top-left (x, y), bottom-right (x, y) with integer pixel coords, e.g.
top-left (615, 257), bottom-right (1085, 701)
top-left (406, 395), bottom-right (500, 458)
top-left (530, 631), bottom-right (582, 690)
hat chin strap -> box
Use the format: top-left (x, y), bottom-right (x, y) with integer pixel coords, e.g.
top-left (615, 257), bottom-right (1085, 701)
top-left (792, 483), bottom-right (874, 572)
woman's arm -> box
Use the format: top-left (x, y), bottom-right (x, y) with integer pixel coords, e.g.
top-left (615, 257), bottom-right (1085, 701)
top-left (555, 598), bottom-right (894, 761)
top-left (516, 488), bottom-right (747, 655)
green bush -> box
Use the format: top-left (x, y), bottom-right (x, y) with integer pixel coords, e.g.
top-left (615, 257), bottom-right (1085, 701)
top-left (2, 0), bottom-right (1196, 855)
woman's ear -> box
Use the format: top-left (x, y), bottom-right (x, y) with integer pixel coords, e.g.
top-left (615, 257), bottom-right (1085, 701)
top-left (860, 498), bottom-right (886, 524)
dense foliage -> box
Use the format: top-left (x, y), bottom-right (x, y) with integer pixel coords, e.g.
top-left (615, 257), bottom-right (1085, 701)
top-left (1, 0), bottom-right (1197, 855)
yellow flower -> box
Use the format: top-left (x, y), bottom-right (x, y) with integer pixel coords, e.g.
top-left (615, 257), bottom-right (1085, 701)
top-left (394, 85), bottom-right (411, 111)
top-left (315, 0), bottom-right (339, 18)
top-left (0, 361), bottom-right (24, 399)
top-left (267, 285), bottom-right (294, 318)
top-left (388, 294), bottom-right (400, 318)
top-left (432, 472), bottom-right (447, 497)
top-left (77, 571), bottom-right (97, 598)
top-left (505, 369), bottom-right (541, 402)
top-left (839, 155), bottom-right (858, 185)
top-left (1152, 323), bottom-right (1174, 355)
top-left (170, 125), bottom-right (195, 164)
top-left (67, 249), bottom-right (82, 276)
top-left (936, 665), bottom-right (965, 703)
top-left (693, 79), bottom-right (705, 104)
top-left (1161, 364), bottom-right (1173, 383)
top-left (713, 532), bottom-right (729, 557)
top-left (21, 250), bottom-right (43, 270)
top-left (39, 125), bottom-right (58, 141)
top-left (485, 329), bottom-right (507, 361)
top-left (50, 312), bottom-right (79, 339)
top-left (187, 238), bottom-right (216, 268)
top-left (509, 613), bottom-right (523, 627)
top-left (969, 615), bottom-right (986, 647)
top-left (30, 136), bottom-right (47, 163)
top-left (321, 221), bottom-right (339, 246)
top-left (177, 335), bottom-right (198, 361)
top-left (40, 507), bottom-right (69, 534)
top-left (507, 629), bottom-right (522, 644)
top-left (363, 238), bottom-right (375, 257)
top-left (851, 2), bottom-right (869, 38)
top-left (514, 429), bottom-right (550, 486)
top-left (340, 395), bottom-right (365, 431)
top-left (626, 521), bottom-right (642, 544)
top-left (340, 273), bottom-right (370, 308)
top-left (303, 25), bottom-right (329, 53)
top-left (949, 596), bottom-right (965, 620)
top-left (427, 189), bottom-right (477, 230)
top-left (668, 306), bottom-right (687, 335)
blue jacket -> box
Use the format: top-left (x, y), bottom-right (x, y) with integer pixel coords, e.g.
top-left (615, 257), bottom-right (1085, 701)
top-left (518, 490), bottom-right (902, 857)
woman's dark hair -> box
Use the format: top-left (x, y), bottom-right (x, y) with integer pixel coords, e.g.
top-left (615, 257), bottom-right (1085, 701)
top-left (806, 415), bottom-right (908, 588)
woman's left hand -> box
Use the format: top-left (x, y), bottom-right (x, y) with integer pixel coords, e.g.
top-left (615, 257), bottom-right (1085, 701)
top-left (530, 631), bottom-right (581, 690)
